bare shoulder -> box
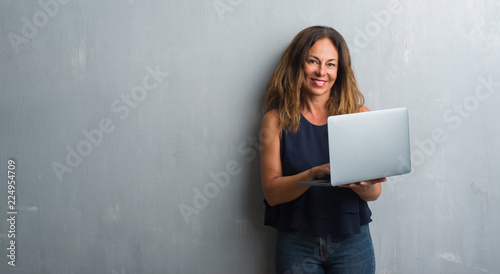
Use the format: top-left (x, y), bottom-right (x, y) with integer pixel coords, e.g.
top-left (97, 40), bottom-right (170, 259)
top-left (360, 106), bottom-right (370, 112)
top-left (263, 109), bottom-right (279, 119)
top-left (262, 109), bottom-right (280, 129)
top-left (261, 109), bottom-right (281, 142)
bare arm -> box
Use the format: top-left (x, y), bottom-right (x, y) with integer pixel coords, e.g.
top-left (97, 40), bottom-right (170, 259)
top-left (260, 110), bottom-right (329, 206)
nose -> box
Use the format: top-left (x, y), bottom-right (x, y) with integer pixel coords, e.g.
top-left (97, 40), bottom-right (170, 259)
top-left (316, 64), bottom-right (326, 76)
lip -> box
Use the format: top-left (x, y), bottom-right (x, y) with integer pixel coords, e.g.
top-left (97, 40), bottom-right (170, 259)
top-left (311, 79), bottom-right (326, 87)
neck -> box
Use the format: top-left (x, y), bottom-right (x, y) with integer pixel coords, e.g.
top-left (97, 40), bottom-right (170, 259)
top-left (301, 94), bottom-right (329, 115)
top-left (301, 94), bottom-right (329, 125)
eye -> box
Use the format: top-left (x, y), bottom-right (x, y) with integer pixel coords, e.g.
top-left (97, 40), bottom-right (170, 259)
top-left (328, 63), bottom-right (336, 67)
top-left (308, 59), bottom-right (318, 64)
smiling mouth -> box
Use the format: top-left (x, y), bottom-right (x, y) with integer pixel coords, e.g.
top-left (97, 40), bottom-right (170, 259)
top-left (312, 79), bottom-right (326, 87)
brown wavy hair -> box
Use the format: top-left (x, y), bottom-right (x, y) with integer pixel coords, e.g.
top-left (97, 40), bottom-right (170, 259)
top-left (264, 26), bottom-right (365, 133)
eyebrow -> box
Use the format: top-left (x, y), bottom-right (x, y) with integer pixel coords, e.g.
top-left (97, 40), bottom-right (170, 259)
top-left (308, 55), bottom-right (337, 62)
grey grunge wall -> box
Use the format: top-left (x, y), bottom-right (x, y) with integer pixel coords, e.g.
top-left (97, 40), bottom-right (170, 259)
top-left (1, 0), bottom-right (499, 273)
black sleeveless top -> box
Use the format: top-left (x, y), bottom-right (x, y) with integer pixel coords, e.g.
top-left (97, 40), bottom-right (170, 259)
top-left (264, 115), bottom-right (372, 236)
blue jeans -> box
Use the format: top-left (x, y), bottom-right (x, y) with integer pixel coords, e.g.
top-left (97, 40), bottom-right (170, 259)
top-left (275, 224), bottom-right (375, 274)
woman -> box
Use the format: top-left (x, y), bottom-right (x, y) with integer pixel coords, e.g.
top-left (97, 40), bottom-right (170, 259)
top-left (260, 26), bottom-right (387, 273)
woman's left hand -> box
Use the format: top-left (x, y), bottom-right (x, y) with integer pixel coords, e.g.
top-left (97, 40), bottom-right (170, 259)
top-left (338, 178), bottom-right (386, 201)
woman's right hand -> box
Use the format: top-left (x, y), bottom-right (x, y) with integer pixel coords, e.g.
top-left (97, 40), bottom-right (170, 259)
top-left (309, 163), bottom-right (330, 180)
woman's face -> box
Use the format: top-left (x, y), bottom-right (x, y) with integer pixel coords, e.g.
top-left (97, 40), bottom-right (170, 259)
top-left (302, 38), bottom-right (339, 98)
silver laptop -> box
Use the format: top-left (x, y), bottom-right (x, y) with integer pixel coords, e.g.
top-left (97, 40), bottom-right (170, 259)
top-left (299, 107), bottom-right (411, 187)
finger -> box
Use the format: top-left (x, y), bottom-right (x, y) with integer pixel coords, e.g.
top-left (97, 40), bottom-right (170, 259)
top-left (362, 178), bottom-right (386, 184)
